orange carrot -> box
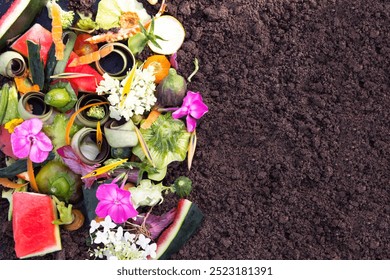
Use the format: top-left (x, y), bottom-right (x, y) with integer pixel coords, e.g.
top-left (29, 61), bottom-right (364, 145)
top-left (51, 2), bottom-right (65, 60)
top-left (14, 76), bottom-right (40, 95)
top-left (68, 45), bottom-right (114, 67)
top-left (27, 158), bottom-right (39, 192)
top-left (65, 101), bottom-right (109, 145)
top-left (16, 171), bottom-right (30, 182)
top-left (0, 178), bottom-right (28, 189)
top-left (143, 55), bottom-right (171, 83)
top-left (141, 110), bottom-right (161, 129)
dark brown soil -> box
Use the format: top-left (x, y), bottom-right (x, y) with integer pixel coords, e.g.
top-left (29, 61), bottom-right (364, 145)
top-left (1, 0), bottom-right (390, 260)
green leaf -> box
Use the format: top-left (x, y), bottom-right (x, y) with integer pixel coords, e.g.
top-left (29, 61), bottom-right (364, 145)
top-left (27, 40), bottom-right (45, 90)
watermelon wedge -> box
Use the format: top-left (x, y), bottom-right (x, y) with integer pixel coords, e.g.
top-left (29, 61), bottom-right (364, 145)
top-left (154, 199), bottom-right (203, 260)
top-left (12, 192), bottom-right (62, 259)
top-left (0, 0), bottom-right (47, 50)
top-left (11, 23), bottom-right (103, 93)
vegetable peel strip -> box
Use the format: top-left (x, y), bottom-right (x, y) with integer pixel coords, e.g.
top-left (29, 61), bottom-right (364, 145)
top-left (120, 64), bottom-right (137, 108)
top-left (50, 73), bottom-right (95, 79)
top-left (68, 45), bottom-right (114, 67)
top-left (134, 126), bottom-right (155, 167)
top-left (27, 158), bottom-right (39, 192)
top-left (140, 110), bottom-right (161, 129)
top-left (81, 158), bottom-right (128, 179)
top-left (65, 101), bottom-right (109, 145)
top-left (187, 129), bottom-right (197, 171)
top-left (0, 178), bottom-right (28, 189)
top-left (51, 1), bottom-right (65, 60)
top-left (96, 121), bottom-right (102, 151)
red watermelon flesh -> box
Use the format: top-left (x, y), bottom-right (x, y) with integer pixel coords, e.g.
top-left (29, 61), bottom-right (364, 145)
top-left (11, 23), bottom-right (103, 92)
top-left (12, 192), bottom-right (62, 259)
top-left (0, 126), bottom-right (17, 159)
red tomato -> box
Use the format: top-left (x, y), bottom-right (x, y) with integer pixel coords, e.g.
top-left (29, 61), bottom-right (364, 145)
top-left (73, 34), bottom-right (98, 56)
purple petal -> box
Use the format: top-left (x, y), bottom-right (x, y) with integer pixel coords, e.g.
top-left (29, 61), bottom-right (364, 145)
top-left (172, 107), bottom-right (189, 119)
top-left (186, 115), bottom-right (197, 132)
top-left (183, 91), bottom-right (202, 105)
top-left (108, 205), bottom-right (126, 223)
top-left (117, 188), bottom-right (131, 203)
top-left (29, 143), bottom-right (49, 163)
top-left (35, 132), bottom-right (53, 151)
top-left (189, 100), bottom-right (209, 119)
top-left (11, 134), bottom-right (30, 159)
top-left (169, 53), bottom-right (179, 70)
top-left (96, 183), bottom-right (119, 201)
top-left (58, 145), bottom-right (97, 176)
top-left (96, 201), bottom-right (114, 218)
top-left (109, 204), bottom-right (138, 223)
top-left (22, 118), bottom-right (43, 135)
top-left (13, 124), bottom-right (29, 137)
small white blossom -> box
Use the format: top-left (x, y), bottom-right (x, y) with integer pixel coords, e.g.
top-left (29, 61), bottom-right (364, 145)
top-left (90, 222), bottom-right (156, 260)
top-left (101, 216), bottom-right (116, 232)
top-left (94, 230), bottom-right (109, 244)
top-left (136, 234), bottom-right (151, 250)
top-left (144, 242), bottom-right (157, 259)
top-left (98, 67), bottom-right (157, 121)
top-left (89, 220), bottom-right (100, 234)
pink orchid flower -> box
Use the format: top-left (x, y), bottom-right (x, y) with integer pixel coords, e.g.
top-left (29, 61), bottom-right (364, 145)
top-left (96, 181), bottom-right (138, 224)
top-left (11, 118), bottom-right (53, 163)
top-left (172, 91), bottom-right (208, 132)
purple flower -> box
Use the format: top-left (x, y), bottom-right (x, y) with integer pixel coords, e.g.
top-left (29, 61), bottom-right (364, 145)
top-left (169, 53), bottom-right (179, 70)
top-left (96, 182), bottom-right (138, 224)
top-left (57, 145), bottom-right (108, 188)
top-left (172, 91), bottom-right (208, 132)
top-left (11, 118), bottom-right (53, 163)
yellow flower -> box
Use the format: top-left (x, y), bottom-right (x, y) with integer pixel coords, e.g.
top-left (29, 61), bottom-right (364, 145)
top-left (4, 118), bottom-right (24, 133)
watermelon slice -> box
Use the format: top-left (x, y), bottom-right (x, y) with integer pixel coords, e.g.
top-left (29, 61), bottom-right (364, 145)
top-left (0, 0), bottom-right (47, 50)
top-left (12, 192), bottom-right (62, 259)
top-left (154, 199), bottom-right (203, 260)
top-left (11, 23), bottom-right (103, 93)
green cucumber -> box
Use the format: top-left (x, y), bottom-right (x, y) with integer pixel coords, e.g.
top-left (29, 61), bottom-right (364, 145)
top-left (155, 199), bottom-right (204, 260)
top-left (0, 0), bottom-right (48, 50)
top-left (2, 83), bottom-right (20, 124)
top-left (0, 84), bottom-right (10, 125)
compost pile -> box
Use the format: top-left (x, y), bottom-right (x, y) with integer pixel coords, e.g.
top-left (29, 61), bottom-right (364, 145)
top-left (1, 0), bottom-right (390, 260)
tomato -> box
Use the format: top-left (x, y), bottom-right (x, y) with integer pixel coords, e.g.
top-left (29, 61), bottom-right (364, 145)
top-left (73, 33), bottom-right (98, 56)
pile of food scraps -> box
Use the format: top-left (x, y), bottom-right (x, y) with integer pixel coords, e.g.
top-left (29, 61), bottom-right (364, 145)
top-left (0, 0), bottom-right (207, 260)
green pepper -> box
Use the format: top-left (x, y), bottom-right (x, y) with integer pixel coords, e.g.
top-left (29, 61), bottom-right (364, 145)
top-left (36, 160), bottom-right (82, 203)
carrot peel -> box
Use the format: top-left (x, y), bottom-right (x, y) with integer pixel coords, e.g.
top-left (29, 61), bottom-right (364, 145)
top-left (0, 178), bottom-right (28, 189)
top-left (65, 101), bottom-right (109, 145)
top-left (27, 158), bottom-right (39, 192)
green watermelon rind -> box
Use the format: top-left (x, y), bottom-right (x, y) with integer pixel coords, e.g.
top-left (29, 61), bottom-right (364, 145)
top-left (155, 199), bottom-right (204, 260)
top-left (12, 192), bottom-right (62, 259)
top-left (0, 0), bottom-right (48, 50)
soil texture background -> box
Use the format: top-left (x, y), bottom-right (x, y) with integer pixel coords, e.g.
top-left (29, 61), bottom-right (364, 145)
top-left (1, 0), bottom-right (390, 259)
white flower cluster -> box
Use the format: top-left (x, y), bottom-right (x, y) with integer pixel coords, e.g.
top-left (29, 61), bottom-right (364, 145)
top-left (96, 67), bottom-right (157, 121)
top-left (89, 216), bottom-right (157, 260)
